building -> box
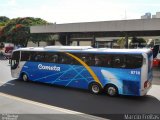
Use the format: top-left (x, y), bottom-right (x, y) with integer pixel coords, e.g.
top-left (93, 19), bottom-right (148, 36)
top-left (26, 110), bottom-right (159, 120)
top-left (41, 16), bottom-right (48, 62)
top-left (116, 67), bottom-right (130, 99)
top-left (30, 18), bottom-right (160, 48)
top-left (152, 12), bottom-right (160, 18)
top-left (141, 12), bottom-right (160, 19)
top-left (141, 12), bottom-right (151, 19)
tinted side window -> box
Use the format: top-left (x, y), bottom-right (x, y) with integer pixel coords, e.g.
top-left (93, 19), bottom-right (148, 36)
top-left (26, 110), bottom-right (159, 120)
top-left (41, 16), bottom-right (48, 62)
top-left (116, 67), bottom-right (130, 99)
top-left (45, 52), bottom-right (59, 63)
top-left (58, 53), bottom-right (79, 65)
top-left (94, 54), bottom-right (111, 67)
top-left (72, 53), bottom-right (112, 67)
top-left (30, 52), bottom-right (45, 62)
top-left (126, 55), bottom-right (143, 69)
top-left (21, 51), bottom-right (30, 61)
top-left (75, 53), bottom-right (94, 66)
top-left (111, 54), bottom-right (126, 68)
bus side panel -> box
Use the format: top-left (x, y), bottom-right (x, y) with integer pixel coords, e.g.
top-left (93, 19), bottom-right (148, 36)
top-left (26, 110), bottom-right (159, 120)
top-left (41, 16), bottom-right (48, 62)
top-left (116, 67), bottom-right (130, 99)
top-left (21, 62), bottom-right (48, 82)
top-left (20, 62), bottom-right (93, 89)
top-left (43, 64), bottom-right (92, 89)
top-left (20, 62), bottom-right (142, 96)
top-left (92, 67), bottom-right (141, 96)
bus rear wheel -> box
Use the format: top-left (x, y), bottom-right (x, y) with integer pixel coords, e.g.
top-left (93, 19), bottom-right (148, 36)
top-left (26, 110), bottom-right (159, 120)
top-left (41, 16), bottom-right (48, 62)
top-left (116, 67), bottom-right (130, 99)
top-left (105, 84), bottom-right (118, 96)
top-left (89, 82), bottom-right (102, 94)
top-left (22, 73), bottom-right (29, 82)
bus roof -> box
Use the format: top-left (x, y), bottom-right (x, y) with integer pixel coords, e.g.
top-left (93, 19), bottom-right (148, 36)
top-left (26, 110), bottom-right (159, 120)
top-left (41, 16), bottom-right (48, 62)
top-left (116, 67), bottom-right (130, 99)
top-left (13, 46), bottom-right (151, 54)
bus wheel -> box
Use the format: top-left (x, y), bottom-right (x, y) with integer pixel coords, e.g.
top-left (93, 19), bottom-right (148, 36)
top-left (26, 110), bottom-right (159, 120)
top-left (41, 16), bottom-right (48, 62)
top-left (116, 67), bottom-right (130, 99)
top-left (22, 73), bottom-right (29, 82)
top-left (89, 82), bottom-right (102, 94)
top-left (105, 84), bottom-right (118, 96)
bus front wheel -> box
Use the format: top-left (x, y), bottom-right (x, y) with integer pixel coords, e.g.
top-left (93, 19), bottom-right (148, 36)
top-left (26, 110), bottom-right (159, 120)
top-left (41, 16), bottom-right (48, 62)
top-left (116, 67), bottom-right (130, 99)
top-left (89, 82), bottom-right (102, 94)
top-left (105, 84), bottom-right (118, 96)
top-left (22, 73), bottom-right (29, 82)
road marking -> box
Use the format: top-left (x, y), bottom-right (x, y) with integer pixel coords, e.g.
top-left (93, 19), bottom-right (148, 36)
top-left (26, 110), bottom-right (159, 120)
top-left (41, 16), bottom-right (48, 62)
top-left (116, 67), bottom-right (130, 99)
top-left (0, 81), bottom-right (14, 86)
top-left (0, 93), bottom-right (107, 120)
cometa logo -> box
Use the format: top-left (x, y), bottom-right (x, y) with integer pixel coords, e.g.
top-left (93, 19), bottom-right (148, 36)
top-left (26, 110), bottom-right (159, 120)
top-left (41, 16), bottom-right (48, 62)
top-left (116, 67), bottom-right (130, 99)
top-left (38, 64), bottom-right (60, 71)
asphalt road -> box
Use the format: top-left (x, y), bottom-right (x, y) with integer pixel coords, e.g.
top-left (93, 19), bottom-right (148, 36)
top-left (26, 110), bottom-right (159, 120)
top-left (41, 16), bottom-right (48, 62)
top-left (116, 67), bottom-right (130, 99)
top-left (0, 59), bottom-right (160, 120)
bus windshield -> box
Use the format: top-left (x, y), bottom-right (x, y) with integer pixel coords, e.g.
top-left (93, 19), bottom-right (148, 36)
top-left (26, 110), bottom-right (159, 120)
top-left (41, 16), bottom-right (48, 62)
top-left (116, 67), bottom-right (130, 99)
top-left (11, 51), bottom-right (20, 70)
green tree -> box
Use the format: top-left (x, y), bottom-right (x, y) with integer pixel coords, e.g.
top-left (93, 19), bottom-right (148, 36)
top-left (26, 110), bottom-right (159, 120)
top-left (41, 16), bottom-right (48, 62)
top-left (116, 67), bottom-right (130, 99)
top-left (1, 17), bottom-right (50, 47)
top-left (30, 33), bottom-right (52, 46)
top-left (0, 16), bottom-right (10, 26)
top-left (0, 16), bottom-right (10, 42)
top-left (130, 36), bottom-right (147, 48)
top-left (117, 37), bottom-right (125, 48)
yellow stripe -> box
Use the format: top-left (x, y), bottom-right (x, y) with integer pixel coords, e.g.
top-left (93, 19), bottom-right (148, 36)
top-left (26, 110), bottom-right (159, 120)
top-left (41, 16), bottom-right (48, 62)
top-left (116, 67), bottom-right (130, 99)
top-left (66, 52), bottom-right (103, 87)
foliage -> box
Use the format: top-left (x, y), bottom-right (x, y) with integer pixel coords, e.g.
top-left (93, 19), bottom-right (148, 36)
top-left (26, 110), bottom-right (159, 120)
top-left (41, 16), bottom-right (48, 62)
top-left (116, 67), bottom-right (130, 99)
top-left (130, 36), bottom-right (147, 48)
top-left (117, 37), bottom-right (126, 48)
top-left (30, 33), bottom-right (53, 46)
top-left (0, 16), bottom-right (10, 42)
top-left (0, 16), bottom-right (10, 26)
top-left (0, 17), bottom-right (51, 46)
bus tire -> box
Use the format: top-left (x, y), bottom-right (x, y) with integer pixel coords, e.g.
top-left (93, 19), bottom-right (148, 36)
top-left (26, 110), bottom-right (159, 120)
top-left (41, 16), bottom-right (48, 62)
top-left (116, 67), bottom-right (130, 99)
top-left (105, 84), bottom-right (118, 96)
top-left (22, 73), bottom-right (29, 82)
top-left (89, 82), bottom-right (102, 94)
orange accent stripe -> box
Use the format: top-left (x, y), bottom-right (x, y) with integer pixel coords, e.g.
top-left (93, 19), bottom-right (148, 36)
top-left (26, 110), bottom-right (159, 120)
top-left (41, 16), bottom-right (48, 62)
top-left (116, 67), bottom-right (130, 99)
top-left (66, 52), bottom-right (103, 87)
